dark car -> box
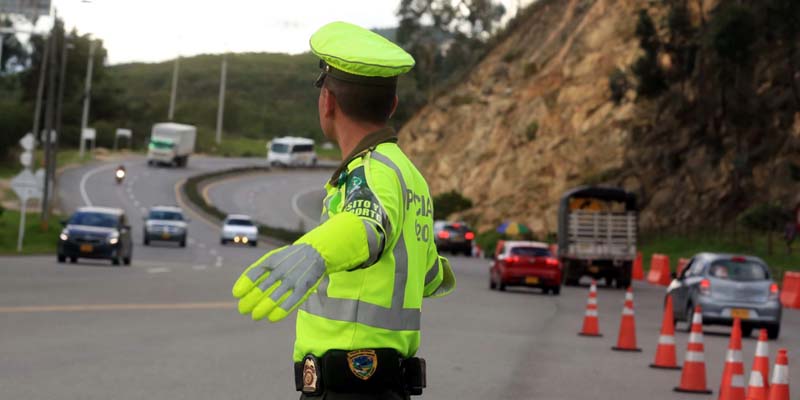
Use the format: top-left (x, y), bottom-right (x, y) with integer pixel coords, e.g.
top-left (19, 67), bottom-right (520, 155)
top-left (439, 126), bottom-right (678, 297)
top-left (667, 253), bottom-right (782, 338)
top-left (143, 206), bottom-right (188, 246)
top-left (433, 221), bottom-right (475, 256)
top-left (57, 207), bottom-right (133, 266)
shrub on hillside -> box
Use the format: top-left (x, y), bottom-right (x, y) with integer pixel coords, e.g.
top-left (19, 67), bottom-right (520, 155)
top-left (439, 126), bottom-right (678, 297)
top-left (433, 190), bottom-right (473, 220)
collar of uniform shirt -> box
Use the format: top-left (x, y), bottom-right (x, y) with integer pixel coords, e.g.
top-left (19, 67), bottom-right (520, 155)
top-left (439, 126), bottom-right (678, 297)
top-left (328, 127), bottom-right (398, 186)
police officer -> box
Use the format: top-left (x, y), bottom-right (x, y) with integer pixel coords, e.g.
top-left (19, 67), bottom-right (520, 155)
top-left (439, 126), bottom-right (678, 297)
top-left (232, 21), bottom-right (455, 400)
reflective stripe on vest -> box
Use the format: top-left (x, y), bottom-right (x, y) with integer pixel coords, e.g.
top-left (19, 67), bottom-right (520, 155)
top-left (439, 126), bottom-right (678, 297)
top-left (301, 150), bottom-right (421, 331)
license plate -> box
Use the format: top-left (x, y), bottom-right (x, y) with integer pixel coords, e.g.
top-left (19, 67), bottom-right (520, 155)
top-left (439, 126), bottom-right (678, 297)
top-left (162, 233), bottom-right (171, 239)
top-left (525, 276), bottom-right (540, 284)
top-left (79, 244), bottom-right (93, 253)
top-left (588, 266), bottom-right (599, 274)
top-left (731, 308), bottom-right (750, 319)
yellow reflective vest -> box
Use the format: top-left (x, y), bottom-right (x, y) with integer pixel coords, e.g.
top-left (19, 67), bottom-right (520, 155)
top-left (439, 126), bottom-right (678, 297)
top-left (293, 140), bottom-right (454, 362)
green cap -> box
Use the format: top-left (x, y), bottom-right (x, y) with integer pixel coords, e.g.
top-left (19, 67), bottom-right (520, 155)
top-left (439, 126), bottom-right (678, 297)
top-left (310, 21), bottom-right (415, 87)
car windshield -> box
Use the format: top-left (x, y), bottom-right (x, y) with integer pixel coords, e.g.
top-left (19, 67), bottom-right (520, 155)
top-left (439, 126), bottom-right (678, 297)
top-left (149, 211), bottom-right (183, 221)
top-left (69, 212), bottom-right (118, 228)
top-left (149, 139), bottom-right (174, 149)
top-left (226, 219), bottom-right (253, 226)
top-left (708, 259), bottom-right (769, 281)
top-left (291, 144), bottom-right (314, 153)
top-left (271, 143), bottom-right (289, 153)
top-left (510, 247), bottom-right (551, 257)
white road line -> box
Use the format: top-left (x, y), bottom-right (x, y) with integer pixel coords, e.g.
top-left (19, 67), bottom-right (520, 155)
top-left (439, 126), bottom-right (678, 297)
top-left (209, 248), bottom-right (218, 256)
top-left (291, 187), bottom-right (321, 230)
top-left (79, 163), bottom-right (117, 206)
top-left (187, 238), bottom-right (196, 246)
top-left (133, 200), bottom-right (140, 207)
top-left (140, 207), bottom-right (147, 215)
top-left (197, 243), bottom-right (207, 249)
top-left (126, 187), bottom-right (133, 193)
top-left (147, 267), bottom-right (170, 274)
top-left (215, 256), bottom-right (223, 268)
top-left (192, 265), bottom-right (207, 271)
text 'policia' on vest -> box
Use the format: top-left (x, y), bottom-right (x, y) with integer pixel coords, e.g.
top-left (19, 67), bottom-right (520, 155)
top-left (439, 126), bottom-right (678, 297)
top-left (231, 21), bottom-right (456, 400)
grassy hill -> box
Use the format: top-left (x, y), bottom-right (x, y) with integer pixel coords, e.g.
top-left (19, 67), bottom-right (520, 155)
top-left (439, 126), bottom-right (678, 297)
top-left (106, 52), bottom-right (323, 154)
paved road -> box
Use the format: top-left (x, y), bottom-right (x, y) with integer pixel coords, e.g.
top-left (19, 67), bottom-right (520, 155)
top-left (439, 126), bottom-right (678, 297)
top-left (205, 169), bottom-right (331, 232)
top-left (1, 157), bottom-right (798, 399)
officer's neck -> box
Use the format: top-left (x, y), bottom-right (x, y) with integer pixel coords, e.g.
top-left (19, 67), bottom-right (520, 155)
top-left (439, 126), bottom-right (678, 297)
top-left (334, 118), bottom-right (385, 161)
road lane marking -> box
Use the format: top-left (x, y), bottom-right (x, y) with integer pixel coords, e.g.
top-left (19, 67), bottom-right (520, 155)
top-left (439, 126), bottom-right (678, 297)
top-left (140, 207), bottom-right (148, 215)
top-left (215, 256), bottom-right (223, 268)
top-left (80, 163), bottom-right (117, 206)
top-left (133, 200), bottom-right (141, 207)
top-left (0, 302), bottom-right (235, 313)
top-left (192, 265), bottom-right (207, 271)
top-left (209, 248), bottom-right (217, 256)
top-left (188, 238), bottom-right (196, 246)
top-left (147, 267), bottom-right (170, 274)
top-left (197, 243), bottom-right (207, 249)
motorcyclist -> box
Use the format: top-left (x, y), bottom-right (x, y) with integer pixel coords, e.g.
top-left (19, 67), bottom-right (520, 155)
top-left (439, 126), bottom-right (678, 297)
top-left (114, 165), bottom-right (126, 184)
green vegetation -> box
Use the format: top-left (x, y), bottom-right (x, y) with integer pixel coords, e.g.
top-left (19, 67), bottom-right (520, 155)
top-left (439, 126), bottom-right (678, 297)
top-left (639, 230), bottom-right (799, 279)
top-left (524, 120), bottom-right (539, 141)
top-left (632, 9), bottom-right (667, 97)
top-left (0, 210), bottom-right (59, 254)
top-left (433, 190), bottom-right (473, 220)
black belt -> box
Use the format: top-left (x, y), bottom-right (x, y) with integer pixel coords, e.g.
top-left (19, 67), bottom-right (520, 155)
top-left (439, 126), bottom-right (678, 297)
top-left (294, 348), bottom-right (426, 396)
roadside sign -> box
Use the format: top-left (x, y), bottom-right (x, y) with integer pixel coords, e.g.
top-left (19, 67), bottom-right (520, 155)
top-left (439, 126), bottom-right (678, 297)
top-left (82, 128), bottom-right (96, 140)
top-left (0, 0), bottom-right (51, 18)
top-left (10, 168), bottom-right (44, 201)
top-left (19, 132), bottom-right (35, 151)
top-left (19, 152), bottom-right (32, 167)
top-left (116, 128), bottom-right (132, 138)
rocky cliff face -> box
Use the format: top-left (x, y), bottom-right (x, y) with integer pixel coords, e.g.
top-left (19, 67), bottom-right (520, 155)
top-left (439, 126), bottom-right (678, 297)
top-left (399, 0), bottom-right (800, 235)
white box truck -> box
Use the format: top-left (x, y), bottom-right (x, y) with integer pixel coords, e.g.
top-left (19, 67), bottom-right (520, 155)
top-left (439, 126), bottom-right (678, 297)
top-left (147, 123), bottom-right (196, 167)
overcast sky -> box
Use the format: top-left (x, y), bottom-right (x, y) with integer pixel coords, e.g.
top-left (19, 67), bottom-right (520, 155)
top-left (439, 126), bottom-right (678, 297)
top-left (19, 0), bottom-right (531, 64)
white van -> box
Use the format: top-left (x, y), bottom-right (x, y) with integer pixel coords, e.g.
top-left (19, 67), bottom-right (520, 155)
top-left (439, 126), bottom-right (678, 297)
top-left (266, 137), bottom-right (317, 167)
top-left (147, 123), bottom-right (196, 167)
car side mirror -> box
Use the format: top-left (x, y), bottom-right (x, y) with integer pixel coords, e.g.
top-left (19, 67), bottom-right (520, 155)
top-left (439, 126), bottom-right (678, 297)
top-left (60, 219), bottom-right (68, 226)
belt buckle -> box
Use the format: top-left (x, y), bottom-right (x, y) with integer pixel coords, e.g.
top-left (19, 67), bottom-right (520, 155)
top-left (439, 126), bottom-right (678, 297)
top-left (302, 354), bottom-right (322, 395)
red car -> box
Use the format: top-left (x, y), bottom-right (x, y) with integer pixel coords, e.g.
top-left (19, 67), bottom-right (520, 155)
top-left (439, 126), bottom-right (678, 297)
top-left (489, 241), bottom-right (562, 295)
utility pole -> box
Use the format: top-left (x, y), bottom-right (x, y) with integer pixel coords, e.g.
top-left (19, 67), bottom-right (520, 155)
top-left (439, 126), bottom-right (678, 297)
top-left (215, 53), bottom-right (227, 144)
top-left (50, 25), bottom-right (70, 220)
top-left (168, 56), bottom-right (180, 120)
top-left (31, 32), bottom-right (50, 164)
top-left (79, 39), bottom-right (96, 158)
top-left (40, 14), bottom-right (58, 226)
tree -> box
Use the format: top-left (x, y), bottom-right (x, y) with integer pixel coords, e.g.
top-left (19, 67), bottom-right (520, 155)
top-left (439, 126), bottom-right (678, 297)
top-left (739, 203), bottom-right (789, 255)
top-left (433, 190), bottom-right (473, 220)
top-left (1, 18), bottom-right (29, 72)
top-left (397, 0), bottom-right (505, 98)
top-left (632, 10), bottom-right (667, 97)
top-left (766, 0), bottom-right (800, 109)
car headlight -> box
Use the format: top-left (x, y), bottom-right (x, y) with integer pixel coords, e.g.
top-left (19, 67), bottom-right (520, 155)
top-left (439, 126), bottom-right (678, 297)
top-left (108, 232), bottom-right (120, 245)
top-left (59, 230), bottom-right (69, 241)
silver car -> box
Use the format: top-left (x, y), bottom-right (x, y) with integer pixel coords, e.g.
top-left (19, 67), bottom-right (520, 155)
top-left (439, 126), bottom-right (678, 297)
top-left (220, 214), bottom-right (258, 246)
top-left (667, 253), bottom-right (782, 338)
top-left (143, 206), bottom-right (188, 247)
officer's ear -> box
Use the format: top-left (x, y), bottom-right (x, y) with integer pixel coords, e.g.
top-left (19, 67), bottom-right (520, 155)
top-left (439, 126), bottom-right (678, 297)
top-left (388, 95), bottom-right (399, 119)
top-left (321, 87), bottom-right (337, 119)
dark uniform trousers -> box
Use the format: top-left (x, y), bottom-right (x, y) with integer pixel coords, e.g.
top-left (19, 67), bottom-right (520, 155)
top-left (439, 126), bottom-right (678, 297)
top-left (299, 390), bottom-right (410, 400)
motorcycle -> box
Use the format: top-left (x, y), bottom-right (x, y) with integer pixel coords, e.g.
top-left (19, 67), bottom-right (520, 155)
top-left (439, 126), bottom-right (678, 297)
top-left (114, 166), bottom-right (126, 184)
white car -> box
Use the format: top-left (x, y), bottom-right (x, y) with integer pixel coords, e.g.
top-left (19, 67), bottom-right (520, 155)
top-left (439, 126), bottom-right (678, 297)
top-left (266, 136), bottom-right (317, 167)
top-left (220, 215), bottom-right (258, 246)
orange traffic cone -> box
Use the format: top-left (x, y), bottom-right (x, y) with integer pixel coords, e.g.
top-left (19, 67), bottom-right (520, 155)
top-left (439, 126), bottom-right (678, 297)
top-left (719, 318), bottom-right (745, 400)
top-left (745, 369), bottom-right (768, 400)
top-left (767, 349), bottom-right (790, 400)
top-left (749, 329), bottom-right (770, 393)
top-left (612, 287), bottom-right (641, 352)
top-left (579, 280), bottom-right (602, 337)
top-left (674, 306), bottom-right (713, 394)
top-left (650, 294), bottom-right (680, 369)
top-left (632, 252), bottom-right (645, 280)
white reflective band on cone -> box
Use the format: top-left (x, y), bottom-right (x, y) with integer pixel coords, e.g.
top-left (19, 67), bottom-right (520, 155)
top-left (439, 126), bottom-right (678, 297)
top-left (692, 312), bottom-right (703, 324)
top-left (689, 332), bottom-right (703, 343)
top-left (725, 350), bottom-right (742, 363)
top-left (585, 310), bottom-right (598, 317)
top-left (731, 374), bottom-right (745, 388)
top-left (755, 342), bottom-right (769, 357)
top-left (587, 297), bottom-right (597, 305)
top-left (771, 365), bottom-right (789, 385)
top-left (625, 292), bottom-right (633, 300)
top-left (658, 335), bottom-right (675, 345)
top-left (622, 307), bottom-right (634, 316)
top-left (685, 351), bottom-right (705, 362)
top-left (749, 371), bottom-right (765, 387)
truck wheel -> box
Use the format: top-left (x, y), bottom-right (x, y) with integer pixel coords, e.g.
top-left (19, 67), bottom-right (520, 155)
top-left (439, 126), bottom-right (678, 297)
top-left (683, 303), bottom-right (694, 332)
top-left (57, 254), bottom-right (66, 263)
top-left (552, 286), bottom-right (561, 295)
top-left (489, 277), bottom-right (496, 290)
